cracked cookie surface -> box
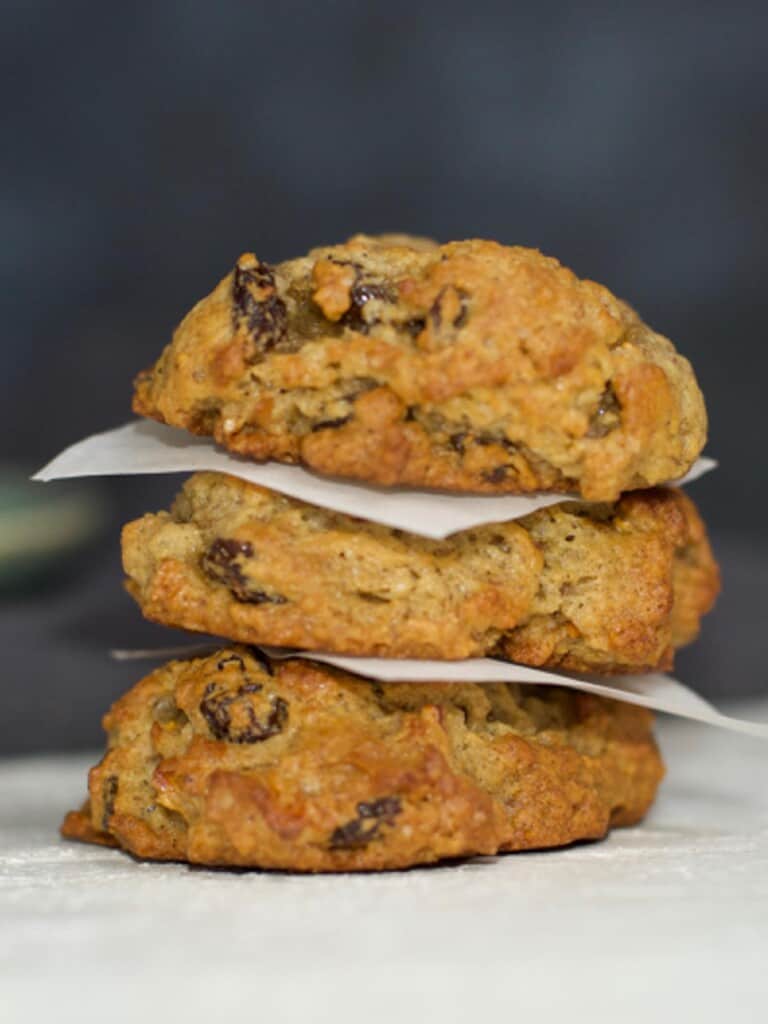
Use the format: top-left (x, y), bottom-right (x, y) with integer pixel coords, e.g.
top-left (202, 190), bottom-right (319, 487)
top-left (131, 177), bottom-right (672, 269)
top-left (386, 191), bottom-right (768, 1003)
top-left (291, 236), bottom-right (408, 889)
top-left (133, 234), bottom-right (706, 501)
top-left (122, 472), bottom-right (719, 672)
top-left (61, 647), bottom-right (664, 871)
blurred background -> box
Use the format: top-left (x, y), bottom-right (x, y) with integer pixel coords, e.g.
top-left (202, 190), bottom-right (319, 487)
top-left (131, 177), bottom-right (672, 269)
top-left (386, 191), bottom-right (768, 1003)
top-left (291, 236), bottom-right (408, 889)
top-left (2, 1), bottom-right (766, 754)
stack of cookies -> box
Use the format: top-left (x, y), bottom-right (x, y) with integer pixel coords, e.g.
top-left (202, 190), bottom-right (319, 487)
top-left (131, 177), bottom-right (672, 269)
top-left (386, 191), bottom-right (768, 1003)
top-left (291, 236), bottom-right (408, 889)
top-left (62, 236), bottom-right (719, 871)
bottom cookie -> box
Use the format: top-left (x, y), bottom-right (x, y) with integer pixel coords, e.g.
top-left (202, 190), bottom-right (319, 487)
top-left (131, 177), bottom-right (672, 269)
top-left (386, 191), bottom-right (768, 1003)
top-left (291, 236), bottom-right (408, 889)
top-left (62, 647), bottom-right (664, 871)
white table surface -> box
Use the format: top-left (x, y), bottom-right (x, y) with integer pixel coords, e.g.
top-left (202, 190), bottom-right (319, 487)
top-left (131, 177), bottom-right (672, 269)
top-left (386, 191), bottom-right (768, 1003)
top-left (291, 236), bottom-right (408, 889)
top-left (2, 705), bottom-right (767, 1024)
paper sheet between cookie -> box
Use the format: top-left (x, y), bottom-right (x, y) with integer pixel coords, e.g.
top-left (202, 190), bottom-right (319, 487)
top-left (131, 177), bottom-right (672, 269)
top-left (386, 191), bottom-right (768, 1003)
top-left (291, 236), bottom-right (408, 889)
top-left (109, 645), bottom-right (768, 738)
top-left (33, 420), bottom-right (717, 539)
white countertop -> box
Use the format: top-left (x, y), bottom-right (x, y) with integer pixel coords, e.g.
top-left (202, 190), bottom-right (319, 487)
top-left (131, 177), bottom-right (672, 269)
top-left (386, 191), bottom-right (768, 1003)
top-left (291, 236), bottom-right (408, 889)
top-left (2, 705), bottom-right (767, 1024)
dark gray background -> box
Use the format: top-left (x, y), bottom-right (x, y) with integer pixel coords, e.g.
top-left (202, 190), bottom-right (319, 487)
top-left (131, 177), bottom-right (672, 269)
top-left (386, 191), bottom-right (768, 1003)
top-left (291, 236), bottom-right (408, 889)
top-left (2, 1), bottom-right (766, 754)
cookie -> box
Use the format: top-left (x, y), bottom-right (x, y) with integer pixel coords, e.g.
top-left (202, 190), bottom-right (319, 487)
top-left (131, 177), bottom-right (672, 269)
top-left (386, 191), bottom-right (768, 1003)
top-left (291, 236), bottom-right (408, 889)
top-left (133, 235), bottom-right (706, 501)
top-left (122, 472), bottom-right (719, 673)
top-left (61, 647), bottom-right (664, 871)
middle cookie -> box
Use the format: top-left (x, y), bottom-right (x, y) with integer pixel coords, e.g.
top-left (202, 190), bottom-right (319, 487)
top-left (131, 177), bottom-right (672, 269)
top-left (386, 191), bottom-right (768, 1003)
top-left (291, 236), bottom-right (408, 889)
top-left (123, 473), bottom-right (718, 674)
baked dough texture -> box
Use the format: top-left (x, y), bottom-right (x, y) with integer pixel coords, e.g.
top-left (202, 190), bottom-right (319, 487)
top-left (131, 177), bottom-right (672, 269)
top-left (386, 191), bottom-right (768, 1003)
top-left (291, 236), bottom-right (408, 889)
top-left (133, 235), bottom-right (706, 501)
top-left (61, 647), bottom-right (664, 871)
top-left (122, 473), bottom-right (719, 673)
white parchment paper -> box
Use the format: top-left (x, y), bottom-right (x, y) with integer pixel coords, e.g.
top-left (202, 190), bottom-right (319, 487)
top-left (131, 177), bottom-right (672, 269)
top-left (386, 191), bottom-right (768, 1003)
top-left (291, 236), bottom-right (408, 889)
top-left (33, 420), bottom-right (717, 538)
top-left (110, 645), bottom-right (768, 737)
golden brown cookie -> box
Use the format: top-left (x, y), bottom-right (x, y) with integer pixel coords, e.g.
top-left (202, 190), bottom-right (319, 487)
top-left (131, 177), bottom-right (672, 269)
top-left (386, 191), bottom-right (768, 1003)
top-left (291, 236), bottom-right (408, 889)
top-left (133, 235), bottom-right (706, 501)
top-left (61, 647), bottom-right (664, 871)
top-left (122, 473), bottom-right (719, 673)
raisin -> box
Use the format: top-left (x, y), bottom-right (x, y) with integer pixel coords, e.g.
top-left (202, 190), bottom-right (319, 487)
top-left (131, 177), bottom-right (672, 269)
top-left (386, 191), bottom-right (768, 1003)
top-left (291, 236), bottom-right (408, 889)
top-left (217, 652), bottom-right (246, 672)
top-left (331, 261), bottom-right (396, 334)
top-left (329, 795), bottom-right (402, 850)
top-left (356, 591), bottom-right (391, 603)
top-left (205, 537), bottom-right (253, 565)
top-left (429, 285), bottom-right (469, 331)
top-left (369, 681), bottom-right (386, 703)
top-left (449, 432), bottom-right (468, 454)
top-left (343, 377), bottom-right (378, 401)
top-left (202, 538), bottom-right (251, 596)
top-left (340, 283), bottom-right (395, 333)
top-left (200, 681), bottom-right (288, 743)
top-left (102, 775), bottom-right (118, 831)
top-left (360, 796), bottom-right (401, 819)
top-left (586, 384), bottom-right (622, 438)
top-left (402, 316), bottom-right (426, 338)
top-left (239, 589), bottom-right (288, 606)
top-left (232, 256), bottom-right (287, 359)
top-left (311, 415), bottom-right (351, 432)
top-left (352, 282), bottom-right (393, 307)
top-left (202, 538), bottom-right (287, 605)
top-left (475, 433), bottom-right (517, 453)
top-left (483, 466), bottom-right (509, 484)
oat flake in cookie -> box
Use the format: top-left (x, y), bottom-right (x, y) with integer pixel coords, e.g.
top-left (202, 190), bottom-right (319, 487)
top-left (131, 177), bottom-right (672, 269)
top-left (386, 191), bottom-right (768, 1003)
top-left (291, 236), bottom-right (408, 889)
top-left (133, 234), bottom-right (706, 501)
top-left (122, 472), bottom-right (719, 673)
top-left (61, 647), bottom-right (665, 872)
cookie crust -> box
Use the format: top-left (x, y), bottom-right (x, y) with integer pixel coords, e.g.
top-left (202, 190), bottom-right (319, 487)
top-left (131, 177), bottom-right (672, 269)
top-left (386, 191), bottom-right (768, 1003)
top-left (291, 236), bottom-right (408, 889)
top-left (133, 236), bottom-right (706, 501)
top-left (61, 648), bottom-right (664, 871)
top-left (122, 473), bottom-right (719, 673)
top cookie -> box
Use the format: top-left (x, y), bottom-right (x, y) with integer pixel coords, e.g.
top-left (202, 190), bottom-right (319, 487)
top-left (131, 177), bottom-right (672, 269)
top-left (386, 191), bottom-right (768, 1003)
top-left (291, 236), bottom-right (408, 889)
top-left (134, 235), bottom-right (706, 501)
